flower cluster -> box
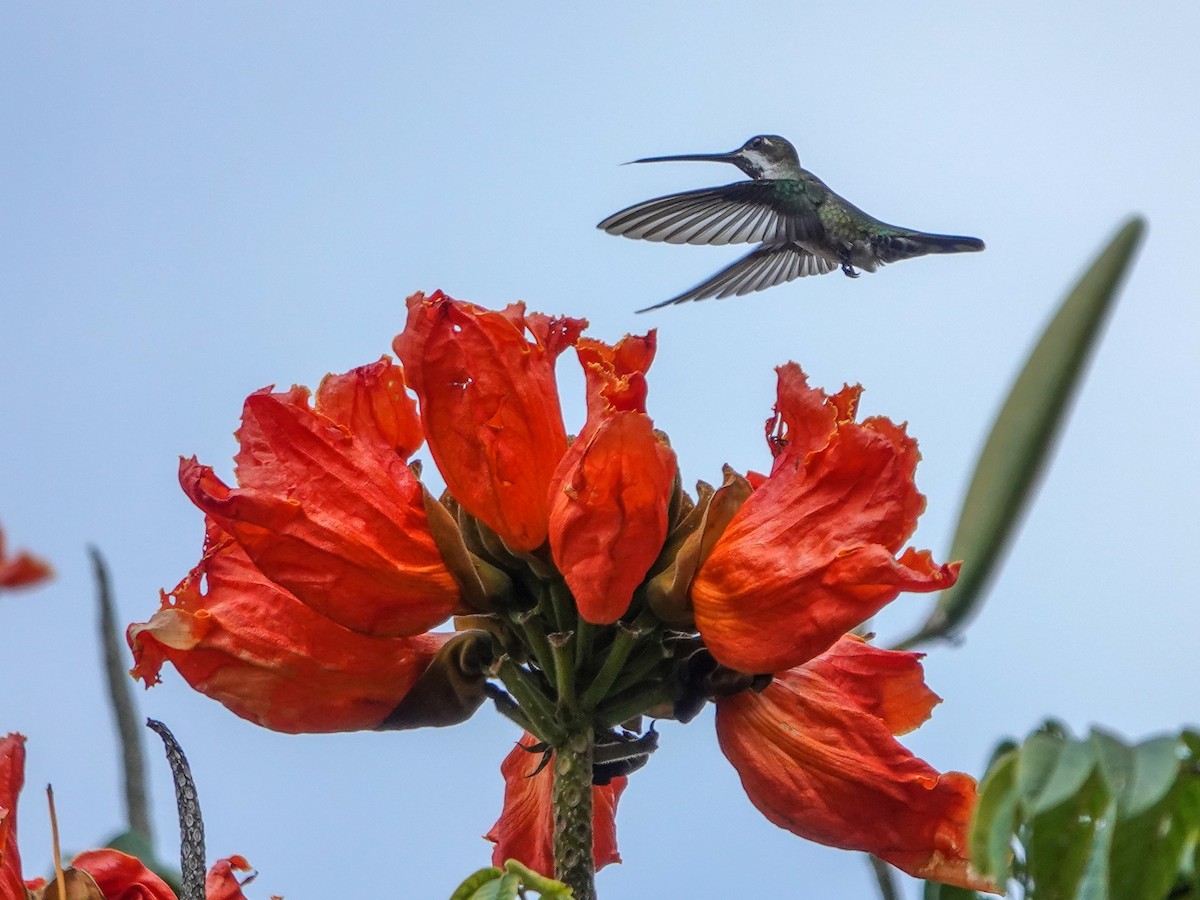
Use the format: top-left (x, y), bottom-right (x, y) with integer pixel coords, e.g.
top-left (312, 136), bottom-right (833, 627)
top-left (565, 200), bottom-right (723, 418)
top-left (128, 291), bottom-right (994, 892)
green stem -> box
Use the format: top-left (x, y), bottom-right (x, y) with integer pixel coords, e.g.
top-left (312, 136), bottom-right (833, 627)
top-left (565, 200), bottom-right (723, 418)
top-left (574, 617), bottom-right (594, 673)
top-left (550, 633), bottom-right (576, 712)
top-left (511, 608), bottom-right (555, 678)
top-left (485, 684), bottom-right (547, 744)
top-left (547, 579), bottom-right (575, 637)
top-left (496, 659), bottom-right (565, 744)
top-left (596, 681), bottom-right (674, 729)
top-left (606, 640), bottom-right (669, 699)
top-left (552, 727), bottom-right (596, 900)
top-left (579, 622), bottom-right (638, 711)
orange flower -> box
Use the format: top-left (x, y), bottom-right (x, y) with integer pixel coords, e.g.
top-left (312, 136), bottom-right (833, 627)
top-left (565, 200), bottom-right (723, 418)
top-left (692, 363), bottom-right (958, 674)
top-left (548, 334), bottom-right (676, 623)
top-left (1, 733), bottom-right (256, 900)
top-left (715, 637), bottom-right (995, 891)
top-left (179, 358), bottom-right (459, 638)
top-left (0, 526), bottom-right (52, 590)
top-left (394, 293), bottom-right (587, 553)
top-left (485, 734), bottom-right (626, 875)
top-left (129, 519), bottom-right (453, 733)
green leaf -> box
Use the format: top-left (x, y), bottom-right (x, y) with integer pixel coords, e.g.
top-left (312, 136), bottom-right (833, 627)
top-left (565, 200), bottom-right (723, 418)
top-left (1123, 735), bottom-right (1184, 817)
top-left (1025, 770), bottom-right (1113, 900)
top-left (1072, 797), bottom-right (1117, 900)
top-left (1109, 775), bottom-right (1200, 900)
top-left (971, 724), bottom-right (1200, 900)
top-left (448, 862), bottom-right (574, 900)
top-left (1027, 737), bottom-right (1097, 816)
top-left (449, 867), bottom-right (505, 900)
top-left (897, 217), bottom-right (1146, 648)
top-left (1089, 729), bottom-right (1135, 810)
top-left (970, 748), bottom-right (1019, 881)
top-left (1016, 731), bottom-right (1066, 805)
top-left (922, 881), bottom-right (982, 900)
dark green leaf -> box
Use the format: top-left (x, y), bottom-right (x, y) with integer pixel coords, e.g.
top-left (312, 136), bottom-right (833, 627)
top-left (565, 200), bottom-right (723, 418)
top-left (922, 881), bottom-right (982, 900)
top-left (1073, 797), bottom-right (1117, 900)
top-left (897, 217), bottom-right (1146, 648)
top-left (1089, 729), bottom-right (1135, 810)
top-left (1028, 738), bottom-right (1097, 816)
top-left (1109, 776), bottom-right (1200, 900)
top-left (1124, 736), bottom-right (1185, 817)
top-left (970, 748), bottom-right (1019, 881)
top-left (1016, 732), bottom-right (1066, 805)
top-left (1025, 771), bottom-right (1112, 900)
top-left (972, 724), bottom-right (1200, 900)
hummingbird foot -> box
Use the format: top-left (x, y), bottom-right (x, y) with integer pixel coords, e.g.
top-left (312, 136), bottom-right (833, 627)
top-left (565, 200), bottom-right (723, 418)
top-left (840, 262), bottom-right (860, 278)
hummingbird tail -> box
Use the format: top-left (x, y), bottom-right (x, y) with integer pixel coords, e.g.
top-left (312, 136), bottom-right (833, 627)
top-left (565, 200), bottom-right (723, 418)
top-left (917, 233), bottom-right (986, 254)
top-left (874, 232), bottom-right (985, 265)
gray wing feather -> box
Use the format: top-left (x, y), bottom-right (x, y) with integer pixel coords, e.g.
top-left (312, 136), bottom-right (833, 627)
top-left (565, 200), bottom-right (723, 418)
top-left (599, 182), bottom-right (822, 246)
top-left (637, 243), bottom-right (838, 312)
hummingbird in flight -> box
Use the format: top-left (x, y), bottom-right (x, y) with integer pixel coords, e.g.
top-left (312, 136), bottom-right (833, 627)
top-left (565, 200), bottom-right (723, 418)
top-left (598, 134), bottom-right (985, 312)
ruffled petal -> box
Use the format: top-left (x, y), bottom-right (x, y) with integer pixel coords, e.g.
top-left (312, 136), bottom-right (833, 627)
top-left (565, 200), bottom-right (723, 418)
top-left (393, 291), bottom-right (586, 552)
top-left (128, 520), bottom-right (451, 733)
top-left (313, 356), bottom-right (424, 459)
top-left (181, 359), bottom-right (460, 638)
top-left (693, 364), bottom-right (957, 673)
top-left (485, 734), bottom-right (626, 877)
top-left (0, 734), bottom-right (27, 900)
top-left (0, 526), bottom-right (52, 590)
top-left (204, 855), bottom-right (256, 900)
top-left (715, 637), bottom-right (996, 893)
top-left (71, 849), bottom-right (176, 900)
top-left (549, 334), bottom-right (676, 624)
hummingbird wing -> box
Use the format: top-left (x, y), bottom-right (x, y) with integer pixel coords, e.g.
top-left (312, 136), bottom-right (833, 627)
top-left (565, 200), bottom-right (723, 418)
top-left (637, 242), bottom-right (838, 312)
top-left (598, 181), bottom-right (825, 246)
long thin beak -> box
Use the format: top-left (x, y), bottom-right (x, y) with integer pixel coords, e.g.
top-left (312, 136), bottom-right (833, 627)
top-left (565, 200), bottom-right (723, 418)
top-left (623, 150), bottom-right (742, 166)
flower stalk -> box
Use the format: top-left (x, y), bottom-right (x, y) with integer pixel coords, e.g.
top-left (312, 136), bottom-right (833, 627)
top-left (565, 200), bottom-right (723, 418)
top-left (552, 727), bottom-right (596, 900)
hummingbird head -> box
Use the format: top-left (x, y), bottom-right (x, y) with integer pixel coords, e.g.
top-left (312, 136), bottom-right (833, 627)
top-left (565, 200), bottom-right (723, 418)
top-left (629, 134), bottom-right (801, 180)
top-left (730, 135), bottom-right (802, 179)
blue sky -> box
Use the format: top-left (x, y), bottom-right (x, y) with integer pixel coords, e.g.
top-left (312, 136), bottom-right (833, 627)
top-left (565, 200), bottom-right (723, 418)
top-left (3, 4), bottom-right (1198, 897)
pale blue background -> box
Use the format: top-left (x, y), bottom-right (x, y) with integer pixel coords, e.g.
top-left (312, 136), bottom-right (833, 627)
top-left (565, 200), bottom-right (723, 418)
top-left (2, 4), bottom-right (1197, 898)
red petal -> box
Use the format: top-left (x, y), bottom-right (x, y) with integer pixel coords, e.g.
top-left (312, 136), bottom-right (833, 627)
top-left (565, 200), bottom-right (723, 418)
top-left (0, 526), bottom-right (52, 589)
top-left (815, 632), bottom-right (943, 735)
top-left (393, 291), bottom-right (586, 552)
top-left (549, 334), bottom-right (676, 624)
top-left (204, 855), bottom-right (255, 900)
top-left (715, 637), bottom-right (996, 893)
top-left (181, 360), bottom-right (460, 638)
top-left (0, 734), bottom-right (27, 900)
top-left (485, 734), bottom-right (626, 878)
top-left (128, 520), bottom-right (450, 733)
top-left (314, 357), bottom-right (424, 459)
top-left (71, 849), bottom-right (176, 900)
top-left (693, 364), bottom-right (957, 673)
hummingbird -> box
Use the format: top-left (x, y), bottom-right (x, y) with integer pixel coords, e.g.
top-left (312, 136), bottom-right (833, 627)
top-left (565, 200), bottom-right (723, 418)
top-left (597, 134), bottom-right (985, 312)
